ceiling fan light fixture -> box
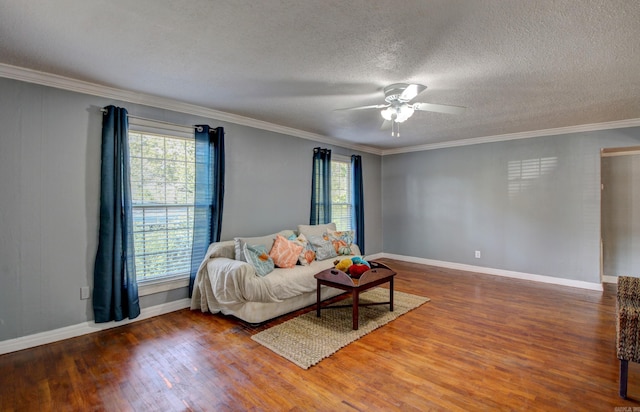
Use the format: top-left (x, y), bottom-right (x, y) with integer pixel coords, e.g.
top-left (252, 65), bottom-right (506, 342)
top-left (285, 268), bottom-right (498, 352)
top-left (396, 105), bottom-right (414, 123)
top-left (381, 104), bottom-right (414, 123)
top-left (380, 106), bottom-right (395, 121)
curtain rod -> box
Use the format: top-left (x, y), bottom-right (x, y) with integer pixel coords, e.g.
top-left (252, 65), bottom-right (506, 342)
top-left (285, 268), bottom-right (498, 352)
top-left (99, 108), bottom-right (198, 131)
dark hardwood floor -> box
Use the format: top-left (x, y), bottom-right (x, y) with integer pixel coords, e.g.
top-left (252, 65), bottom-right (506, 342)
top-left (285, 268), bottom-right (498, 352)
top-left (1, 259), bottom-right (638, 411)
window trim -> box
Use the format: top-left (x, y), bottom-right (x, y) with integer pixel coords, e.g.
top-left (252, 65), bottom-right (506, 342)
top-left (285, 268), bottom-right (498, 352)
top-left (138, 275), bottom-right (190, 296)
top-left (129, 117), bottom-right (194, 139)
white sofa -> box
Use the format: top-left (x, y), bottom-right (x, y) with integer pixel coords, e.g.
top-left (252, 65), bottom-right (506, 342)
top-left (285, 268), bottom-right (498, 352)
top-left (190, 224), bottom-right (362, 324)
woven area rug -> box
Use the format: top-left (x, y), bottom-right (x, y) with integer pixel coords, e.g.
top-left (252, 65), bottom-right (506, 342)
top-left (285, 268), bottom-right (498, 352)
top-left (251, 288), bottom-right (430, 369)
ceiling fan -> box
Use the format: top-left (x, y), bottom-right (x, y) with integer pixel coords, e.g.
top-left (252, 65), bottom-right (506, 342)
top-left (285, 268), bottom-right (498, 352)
top-left (338, 83), bottom-right (465, 137)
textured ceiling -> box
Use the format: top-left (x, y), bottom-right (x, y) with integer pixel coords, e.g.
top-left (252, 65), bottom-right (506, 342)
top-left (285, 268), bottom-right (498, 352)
top-left (1, 0), bottom-right (639, 151)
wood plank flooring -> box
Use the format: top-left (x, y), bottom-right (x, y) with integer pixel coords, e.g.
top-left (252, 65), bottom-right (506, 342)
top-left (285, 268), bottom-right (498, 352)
top-left (1, 259), bottom-right (638, 411)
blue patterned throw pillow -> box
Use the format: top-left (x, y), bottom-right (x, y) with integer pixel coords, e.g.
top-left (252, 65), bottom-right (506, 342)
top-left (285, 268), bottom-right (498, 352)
top-left (243, 244), bottom-right (275, 276)
top-left (308, 235), bottom-right (338, 261)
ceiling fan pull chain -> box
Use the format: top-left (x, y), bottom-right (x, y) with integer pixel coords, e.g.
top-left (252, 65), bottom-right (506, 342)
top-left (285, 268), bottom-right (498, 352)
top-left (391, 120), bottom-right (400, 138)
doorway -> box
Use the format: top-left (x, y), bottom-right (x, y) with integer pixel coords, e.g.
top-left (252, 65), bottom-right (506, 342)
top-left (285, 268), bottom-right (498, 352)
top-left (601, 146), bottom-right (640, 282)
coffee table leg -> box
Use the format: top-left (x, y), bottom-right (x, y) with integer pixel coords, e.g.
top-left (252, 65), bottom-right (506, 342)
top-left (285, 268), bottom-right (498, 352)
top-left (316, 280), bottom-right (321, 317)
top-left (390, 277), bottom-right (394, 312)
top-left (352, 289), bottom-right (359, 330)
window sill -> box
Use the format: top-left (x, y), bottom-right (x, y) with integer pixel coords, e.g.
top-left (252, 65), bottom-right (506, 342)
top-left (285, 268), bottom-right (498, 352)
top-left (138, 276), bottom-right (189, 297)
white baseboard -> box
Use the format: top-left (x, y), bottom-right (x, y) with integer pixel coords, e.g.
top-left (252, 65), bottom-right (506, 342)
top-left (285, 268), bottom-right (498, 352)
top-left (0, 298), bottom-right (191, 355)
top-left (379, 253), bottom-right (604, 291)
top-left (602, 275), bottom-right (618, 284)
top-left (365, 252), bottom-right (385, 261)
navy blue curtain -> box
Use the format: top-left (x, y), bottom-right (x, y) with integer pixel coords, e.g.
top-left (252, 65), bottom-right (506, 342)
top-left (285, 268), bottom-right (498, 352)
top-left (351, 154), bottom-right (365, 254)
top-left (189, 125), bottom-right (225, 296)
top-left (310, 147), bottom-right (332, 225)
top-left (93, 106), bottom-right (140, 323)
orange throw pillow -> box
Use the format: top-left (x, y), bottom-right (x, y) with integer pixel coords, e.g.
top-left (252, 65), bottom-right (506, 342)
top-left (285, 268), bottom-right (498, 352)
top-left (269, 235), bottom-right (304, 268)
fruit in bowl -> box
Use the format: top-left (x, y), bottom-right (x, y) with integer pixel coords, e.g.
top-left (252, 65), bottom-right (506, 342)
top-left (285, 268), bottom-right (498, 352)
top-left (334, 258), bottom-right (353, 273)
top-left (348, 264), bottom-right (369, 278)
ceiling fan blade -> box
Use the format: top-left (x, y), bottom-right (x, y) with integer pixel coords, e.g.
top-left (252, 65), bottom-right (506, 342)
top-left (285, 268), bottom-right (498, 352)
top-left (412, 102), bottom-right (466, 115)
top-left (335, 104), bottom-right (389, 111)
top-left (399, 84), bottom-right (427, 101)
top-left (380, 119), bottom-right (392, 130)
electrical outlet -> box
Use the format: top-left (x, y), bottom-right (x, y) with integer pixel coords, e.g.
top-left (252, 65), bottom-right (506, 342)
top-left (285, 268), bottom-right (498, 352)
top-left (80, 286), bottom-right (90, 300)
top-left (475, 250), bottom-right (481, 259)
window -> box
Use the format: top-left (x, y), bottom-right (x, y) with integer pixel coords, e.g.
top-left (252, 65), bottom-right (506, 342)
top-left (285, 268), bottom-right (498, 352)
top-left (128, 123), bottom-right (196, 283)
top-left (331, 156), bottom-right (353, 231)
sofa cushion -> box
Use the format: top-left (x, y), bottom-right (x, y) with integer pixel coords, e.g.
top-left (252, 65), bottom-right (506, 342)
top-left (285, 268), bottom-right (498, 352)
top-left (243, 244), bottom-right (274, 276)
top-left (269, 235), bottom-right (304, 268)
top-left (234, 230), bottom-right (295, 262)
top-left (297, 223), bottom-right (337, 239)
top-left (206, 240), bottom-right (236, 260)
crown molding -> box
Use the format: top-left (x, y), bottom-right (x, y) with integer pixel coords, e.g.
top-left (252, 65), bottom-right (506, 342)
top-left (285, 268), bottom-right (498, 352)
top-left (381, 118), bottom-right (640, 155)
top-left (4, 63), bottom-right (638, 158)
top-left (0, 63), bottom-right (382, 155)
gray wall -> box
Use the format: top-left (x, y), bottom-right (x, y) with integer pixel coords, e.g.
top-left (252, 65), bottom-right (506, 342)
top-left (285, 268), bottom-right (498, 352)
top-left (602, 152), bottom-right (640, 277)
top-left (382, 128), bottom-right (640, 283)
top-left (219, 125), bottom-right (382, 246)
top-left (0, 77), bottom-right (382, 342)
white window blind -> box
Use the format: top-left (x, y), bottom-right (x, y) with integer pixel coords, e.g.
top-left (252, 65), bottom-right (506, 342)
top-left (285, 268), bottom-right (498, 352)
top-left (331, 157), bottom-right (352, 231)
top-left (128, 129), bottom-right (196, 282)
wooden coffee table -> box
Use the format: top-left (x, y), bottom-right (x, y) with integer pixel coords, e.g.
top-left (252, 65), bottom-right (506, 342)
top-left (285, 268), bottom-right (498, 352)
top-left (315, 261), bottom-right (396, 330)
